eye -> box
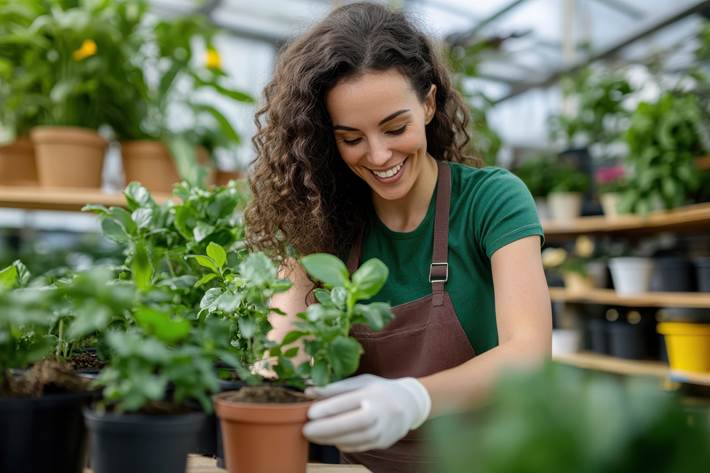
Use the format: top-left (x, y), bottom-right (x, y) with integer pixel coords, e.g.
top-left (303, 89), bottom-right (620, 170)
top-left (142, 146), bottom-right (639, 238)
top-left (386, 125), bottom-right (407, 135)
top-left (342, 137), bottom-right (362, 145)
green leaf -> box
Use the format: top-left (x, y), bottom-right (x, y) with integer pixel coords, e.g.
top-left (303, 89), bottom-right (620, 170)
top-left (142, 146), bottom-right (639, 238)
top-left (238, 317), bottom-right (257, 338)
top-left (189, 255), bottom-right (219, 274)
top-left (195, 273), bottom-right (218, 288)
top-left (283, 347), bottom-right (300, 358)
top-left (327, 336), bottom-right (362, 379)
top-left (131, 207), bottom-right (153, 229)
top-left (101, 219), bottom-right (129, 244)
top-left (353, 303), bottom-right (393, 331)
top-left (239, 252), bottom-right (277, 286)
top-left (174, 206), bottom-right (195, 240)
top-left (124, 182), bottom-right (153, 210)
top-left (331, 287), bottom-right (347, 309)
top-left (311, 359), bottom-right (330, 387)
top-left (352, 258), bottom-right (388, 299)
top-left (282, 330), bottom-right (305, 345)
top-left (300, 253), bottom-right (349, 288)
top-left (0, 264), bottom-right (18, 289)
top-left (134, 307), bottom-right (191, 344)
top-left (193, 222), bottom-right (214, 242)
top-left (131, 241), bottom-right (153, 291)
top-left (81, 204), bottom-right (110, 216)
top-left (200, 287), bottom-right (222, 311)
top-left (206, 242), bottom-right (227, 269)
top-left (109, 207), bottom-right (137, 234)
top-left (191, 102), bottom-right (241, 144)
top-left (314, 288), bottom-right (332, 305)
top-left (216, 292), bottom-right (242, 313)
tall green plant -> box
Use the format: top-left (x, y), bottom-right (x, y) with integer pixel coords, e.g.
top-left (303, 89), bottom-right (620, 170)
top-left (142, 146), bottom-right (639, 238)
top-left (620, 92), bottom-right (705, 214)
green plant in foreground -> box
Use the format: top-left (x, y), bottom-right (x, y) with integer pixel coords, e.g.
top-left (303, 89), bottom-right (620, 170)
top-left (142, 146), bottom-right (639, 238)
top-left (430, 362), bottom-right (710, 473)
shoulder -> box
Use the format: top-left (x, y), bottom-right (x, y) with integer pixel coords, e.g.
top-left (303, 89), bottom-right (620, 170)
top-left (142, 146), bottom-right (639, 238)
top-left (447, 162), bottom-right (531, 203)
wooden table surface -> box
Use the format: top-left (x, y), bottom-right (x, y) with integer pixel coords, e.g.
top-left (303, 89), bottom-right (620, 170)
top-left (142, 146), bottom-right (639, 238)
top-left (86, 454), bottom-right (370, 472)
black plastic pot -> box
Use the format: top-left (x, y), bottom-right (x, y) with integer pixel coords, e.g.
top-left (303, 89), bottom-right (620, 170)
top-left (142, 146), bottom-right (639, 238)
top-left (651, 257), bottom-right (696, 292)
top-left (84, 409), bottom-right (205, 473)
top-left (586, 318), bottom-right (609, 355)
top-left (0, 391), bottom-right (94, 473)
top-left (695, 257), bottom-right (710, 293)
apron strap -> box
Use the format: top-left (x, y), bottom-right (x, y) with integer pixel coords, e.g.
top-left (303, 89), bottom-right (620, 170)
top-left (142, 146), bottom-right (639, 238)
top-left (430, 161), bottom-right (451, 307)
top-left (346, 160), bottom-right (452, 303)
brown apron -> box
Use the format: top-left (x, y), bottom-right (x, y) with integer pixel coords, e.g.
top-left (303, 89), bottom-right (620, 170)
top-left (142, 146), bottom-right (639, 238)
top-left (342, 161), bottom-right (476, 473)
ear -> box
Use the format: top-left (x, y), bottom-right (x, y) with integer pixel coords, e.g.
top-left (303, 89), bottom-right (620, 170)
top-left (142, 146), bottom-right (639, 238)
top-left (424, 83), bottom-right (437, 124)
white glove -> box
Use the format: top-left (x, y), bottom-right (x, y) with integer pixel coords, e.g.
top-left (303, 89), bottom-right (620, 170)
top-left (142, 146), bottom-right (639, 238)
top-left (302, 374), bottom-right (431, 452)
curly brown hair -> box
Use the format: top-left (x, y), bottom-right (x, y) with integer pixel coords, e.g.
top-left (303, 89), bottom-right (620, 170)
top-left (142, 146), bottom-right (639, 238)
top-left (245, 2), bottom-right (480, 262)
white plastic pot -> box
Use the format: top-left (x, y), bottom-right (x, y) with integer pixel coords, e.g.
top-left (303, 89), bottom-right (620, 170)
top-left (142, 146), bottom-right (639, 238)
top-left (600, 192), bottom-right (621, 219)
top-left (609, 257), bottom-right (655, 295)
top-left (548, 192), bottom-right (583, 222)
top-left (552, 329), bottom-right (581, 356)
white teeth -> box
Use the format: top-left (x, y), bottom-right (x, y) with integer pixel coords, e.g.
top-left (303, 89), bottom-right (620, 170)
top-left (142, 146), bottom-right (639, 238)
top-left (372, 161), bottom-right (404, 179)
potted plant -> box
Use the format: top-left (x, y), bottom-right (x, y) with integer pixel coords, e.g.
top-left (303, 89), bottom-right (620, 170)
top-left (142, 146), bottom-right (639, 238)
top-left (595, 165), bottom-right (627, 219)
top-left (429, 362), bottom-right (710, 473)
top-left (619, 92), bottom-right (706, 215)
top-left (542, 236), bottom-right (602, 293)
top-left (20, 1), bottom-right (148, 188)
top-left (213, 252), bottom-right (394, 473)
top-left (512, 154), bottom-right (555, 220)
top-left (0, 0), bottom-right (42, 185)
top-left (117, 14), bottom-right (253, 193)
top-left (0, 262), bottom-right (132, 473)
top-left (547, 163), bottom-right (590, 222)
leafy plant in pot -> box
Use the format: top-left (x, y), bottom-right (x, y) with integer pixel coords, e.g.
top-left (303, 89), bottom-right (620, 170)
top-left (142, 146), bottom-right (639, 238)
top-left (212, 252), bottom-right (394, 473)
top-left (0, 262), bottom-right (132, 473)
top-left (20, 0), bottom-right (147, 188)
top-left (595, 165), bottom-right (627, 219)
top-left (542, 236), bottom-right (600, 292)
top-left (547, 162), bottom-right (590, 222)
top-left (84, 308), bottom-right (239, 473)
top-left (116, 13), bottom-right (253, 193)
top-left (0, 0), bottom-right (43, 185)
top-left (512, 154), bottom-right (555, 220)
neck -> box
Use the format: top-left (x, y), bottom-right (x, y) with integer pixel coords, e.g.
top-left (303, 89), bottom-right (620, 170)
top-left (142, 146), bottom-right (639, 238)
top-left (372, 154), bottom-right (438, 232)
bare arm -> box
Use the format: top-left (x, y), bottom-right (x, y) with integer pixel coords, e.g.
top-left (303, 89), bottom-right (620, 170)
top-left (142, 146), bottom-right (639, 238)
top-left (419, 235), bottom-right (552, 416)
top-left (268, 258), bottom-right (315, 365)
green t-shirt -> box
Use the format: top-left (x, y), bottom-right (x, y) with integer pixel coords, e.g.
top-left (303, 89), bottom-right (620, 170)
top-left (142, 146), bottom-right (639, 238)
top-left (360, 162), bottom-right (544, 354)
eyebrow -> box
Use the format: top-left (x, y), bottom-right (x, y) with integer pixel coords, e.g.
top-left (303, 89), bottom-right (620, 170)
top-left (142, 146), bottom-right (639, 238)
top-left (333, 109), bottom-right (410, 131)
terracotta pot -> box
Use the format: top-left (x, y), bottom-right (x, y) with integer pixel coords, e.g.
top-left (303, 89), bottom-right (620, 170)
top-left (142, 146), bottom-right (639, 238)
top-left (216, 170), bottom-right (243, 187)
top-left (121, 140), bottom-right (213, 193)
top-left (214, 391), bottom-right (312, 473)
top-left (548, 192), bottom-right (583, 222)
top-left (31, 126), bottom-right (107, 188)
top-left (0, 137), bottom-right (38, 185)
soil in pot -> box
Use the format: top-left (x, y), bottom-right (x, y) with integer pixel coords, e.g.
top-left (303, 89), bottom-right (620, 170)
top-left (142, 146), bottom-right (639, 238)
top-left (84, 408), bottom-right (206, 473)
top-left (1, 360), bottom-right (94, 473)
top-left (69, 348), bottom-right (105, 375)
top-left (215, 386), bottom-right (312, 473)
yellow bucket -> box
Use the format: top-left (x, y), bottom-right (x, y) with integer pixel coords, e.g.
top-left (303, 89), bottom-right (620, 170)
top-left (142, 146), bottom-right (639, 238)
top-left (657, 322), bottom-right (710, 374)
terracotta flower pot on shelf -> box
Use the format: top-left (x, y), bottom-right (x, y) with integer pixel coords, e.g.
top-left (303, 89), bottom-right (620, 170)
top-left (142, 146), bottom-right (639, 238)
top-left (214, 388), bottom-right (312, 473)
top-left (0, 137), bottom-right (38, 186)
top-left (121, 140), bottom-right (213, 193)
top-left (31, 126), bottom-right (107, 188)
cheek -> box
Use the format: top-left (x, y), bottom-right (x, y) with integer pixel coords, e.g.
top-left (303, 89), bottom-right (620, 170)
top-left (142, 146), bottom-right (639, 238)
top-left (335, 143), bottom-right (361, 168)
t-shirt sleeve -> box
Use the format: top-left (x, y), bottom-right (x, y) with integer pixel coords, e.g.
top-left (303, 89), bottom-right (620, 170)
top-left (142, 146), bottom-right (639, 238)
top-left (473, 168), bottom-right (544, 258)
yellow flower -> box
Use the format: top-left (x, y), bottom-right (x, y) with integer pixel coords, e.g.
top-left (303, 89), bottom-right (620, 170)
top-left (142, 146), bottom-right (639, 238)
top-left (575, 236), bottom-right (595, 258)
top-left (542, 248), bottom-right (567, 268)
top-left (205, 47), bottom-right (222, 71)
top-left (72, 39), bottom-right (97, 61)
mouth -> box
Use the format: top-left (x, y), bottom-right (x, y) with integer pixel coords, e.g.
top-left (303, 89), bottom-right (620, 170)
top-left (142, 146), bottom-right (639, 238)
top-left (368, 157), bottom-right (408, 182)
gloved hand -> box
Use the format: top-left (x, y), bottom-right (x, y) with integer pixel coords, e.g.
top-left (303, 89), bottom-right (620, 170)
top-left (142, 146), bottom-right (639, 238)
top-left (302, 374), bottom-right (431, 452)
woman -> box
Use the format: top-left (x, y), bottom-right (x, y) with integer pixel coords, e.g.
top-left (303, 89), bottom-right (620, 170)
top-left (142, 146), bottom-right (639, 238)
top-left (245, 3), bottom-right (551, 472)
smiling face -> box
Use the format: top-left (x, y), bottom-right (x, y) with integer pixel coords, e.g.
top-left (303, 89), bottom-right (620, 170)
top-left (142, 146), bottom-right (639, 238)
top-left (326, 69), bottom-right (436, 203)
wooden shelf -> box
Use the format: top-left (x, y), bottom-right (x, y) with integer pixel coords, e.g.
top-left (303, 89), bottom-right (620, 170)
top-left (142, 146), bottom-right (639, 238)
top-left (0, 185), bottom-right (171, 212)
top-left (550, 288), bottom-right (710, 309)
top-left (554, 352), bottom-right (710, 387)
top-left (542, 202), bottom-right (710, 239)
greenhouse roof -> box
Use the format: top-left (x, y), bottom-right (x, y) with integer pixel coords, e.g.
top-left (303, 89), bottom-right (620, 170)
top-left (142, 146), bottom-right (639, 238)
top-left (151, 0), bottom-right (710, 102)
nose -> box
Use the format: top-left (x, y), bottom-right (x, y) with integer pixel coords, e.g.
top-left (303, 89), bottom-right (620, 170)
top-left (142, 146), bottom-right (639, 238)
top-left (366, 136), bottom-right (392, 167)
